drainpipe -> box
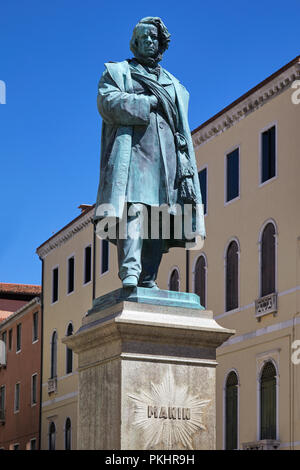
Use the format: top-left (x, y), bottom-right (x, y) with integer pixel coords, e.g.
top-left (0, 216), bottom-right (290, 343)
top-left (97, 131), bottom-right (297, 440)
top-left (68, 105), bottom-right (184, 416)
top-left (38, 257), bottom-right (44, 450)
top-left (92, 223), bottom-right (96, 301)
top-left (186, 249), bottom-right (190, 293)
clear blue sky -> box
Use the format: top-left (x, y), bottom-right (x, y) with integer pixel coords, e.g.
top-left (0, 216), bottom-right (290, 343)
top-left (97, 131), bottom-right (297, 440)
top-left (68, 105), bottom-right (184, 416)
top-left (0, 0), bottom-right (299, 285)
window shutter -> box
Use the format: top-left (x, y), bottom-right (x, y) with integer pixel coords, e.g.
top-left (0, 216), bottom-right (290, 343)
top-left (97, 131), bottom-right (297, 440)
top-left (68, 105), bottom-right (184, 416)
top-left (225, 371), bottom-right (238, 449)
top-left (195, 256), bottom-right (206, 308)
top-left (169, 269), bottom-right (179, 291)
top-left (260, 361), bottom-right (276, 439)
top-left (261, 224), bottom-right (275, 297)
top-left (226, 241), bottom-right (238, 311)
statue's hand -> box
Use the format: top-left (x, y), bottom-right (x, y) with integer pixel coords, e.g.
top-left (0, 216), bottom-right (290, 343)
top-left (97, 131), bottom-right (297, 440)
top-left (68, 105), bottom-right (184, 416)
top-left (149, 95), bottom-right (158, 110)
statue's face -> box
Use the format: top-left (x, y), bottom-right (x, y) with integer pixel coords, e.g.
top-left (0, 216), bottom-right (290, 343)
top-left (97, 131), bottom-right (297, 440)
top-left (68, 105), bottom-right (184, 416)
top-left (135, 24), bottom-right (159, 58)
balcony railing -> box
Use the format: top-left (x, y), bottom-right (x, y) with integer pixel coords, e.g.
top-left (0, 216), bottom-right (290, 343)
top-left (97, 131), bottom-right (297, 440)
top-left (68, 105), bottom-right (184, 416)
top-left (48, 377), bottom-right (57, 394)
top-left (255, 292), bottom-right (277, 319)
top-left (242, 439), bottom-right (280, 450)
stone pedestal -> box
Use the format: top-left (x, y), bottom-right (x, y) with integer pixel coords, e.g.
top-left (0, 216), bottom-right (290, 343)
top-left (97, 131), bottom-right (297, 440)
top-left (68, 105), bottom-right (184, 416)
top-left (63, 288), bottom-right (234, 450)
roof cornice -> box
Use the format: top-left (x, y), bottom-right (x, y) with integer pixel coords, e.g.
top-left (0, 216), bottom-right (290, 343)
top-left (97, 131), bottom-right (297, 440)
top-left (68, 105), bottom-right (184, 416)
top-left (0, 297), bottom-right (41, 329)
top-left (36, 208), bottom-right (94, 259)
top-left (192, 56), bottom-right (300, 149)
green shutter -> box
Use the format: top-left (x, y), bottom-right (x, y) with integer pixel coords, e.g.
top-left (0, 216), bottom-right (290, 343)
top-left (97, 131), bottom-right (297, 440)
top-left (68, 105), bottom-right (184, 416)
top-left (225, 372), bottom-right (238, 449)
top-left (260, 362), bottom-right (276, 439)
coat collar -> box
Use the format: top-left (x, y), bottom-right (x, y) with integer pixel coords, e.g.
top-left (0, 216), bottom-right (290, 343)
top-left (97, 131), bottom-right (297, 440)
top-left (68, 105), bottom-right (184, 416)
top-left (128, 59), bottom-right (173, 86)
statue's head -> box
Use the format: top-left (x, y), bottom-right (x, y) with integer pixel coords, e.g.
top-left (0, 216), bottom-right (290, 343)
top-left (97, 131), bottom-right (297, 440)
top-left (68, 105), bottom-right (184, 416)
top-left (130, 17), bottom-right (170, 66)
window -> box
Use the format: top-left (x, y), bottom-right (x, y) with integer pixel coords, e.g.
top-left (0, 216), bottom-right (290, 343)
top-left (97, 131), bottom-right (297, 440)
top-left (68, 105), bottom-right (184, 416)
top-left (194, 255), bottom-right (206, 308)
top-left (66, 323), bottom-right (73, 374)
top-left (225, 241), bottom-right (239, 312)
top-left (198, 168), bottom-right (207, 215)
top-left (0, 385), bottom-right (5, 421)
top-left (13, 444), bottom-right (20, 450)
top-left (226, 148), bottom-right (239, 203)
top-left (261, 125), bottom-right (276, 184)
top-left (67, 256), bottom-right (75, 294)
top-left (30, 439), bottom-right (37, 450)
top-left (8, 329), bottom-right (12, 351)
top-left (14, 383), bottom-right (20, 412)
top-left (225, 371), bottom-right (238, 450)
top-left (33, 312), bottom-right (38, 342)
top-left (1, 331), bottom-right (6, 347)
top-left (31, 374), bottom-right (37, 405)
top-left (169, 269), bottom-right (179, 292)
top-left (84, 245), bottom-right (92, 284)
top-left (260, 361), bottom-right (277, 440)
top-left (260, 223), bottom-right (276, 297)
top-left (1, 331), bottom-right (6, 363)
top-left (52, 267), bottom-right (59, 303)
top-left (16, 324), bottom-right (22, 352)
top-left (49, 422), bottom-right (56, 450)
top-left (101, 239), bottom-right (109, 275)
top-left (50, 331), bottom-right (57, 379)
top-left (65, 417), bottom-right (71, 450)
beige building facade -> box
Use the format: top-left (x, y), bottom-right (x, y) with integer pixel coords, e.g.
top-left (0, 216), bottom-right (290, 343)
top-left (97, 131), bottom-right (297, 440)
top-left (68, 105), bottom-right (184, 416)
top-left (36, 56), bottom-right (300, 449)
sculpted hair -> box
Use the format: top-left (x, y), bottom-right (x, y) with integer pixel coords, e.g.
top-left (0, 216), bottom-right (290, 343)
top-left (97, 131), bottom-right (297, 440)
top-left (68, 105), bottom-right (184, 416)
top-left (130, 17), bottom-right (171, 63)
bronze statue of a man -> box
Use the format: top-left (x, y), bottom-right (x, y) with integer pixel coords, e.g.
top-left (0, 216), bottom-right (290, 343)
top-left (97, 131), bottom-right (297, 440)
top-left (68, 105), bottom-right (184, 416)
top-left (94, 17), bottom-right (205, 289)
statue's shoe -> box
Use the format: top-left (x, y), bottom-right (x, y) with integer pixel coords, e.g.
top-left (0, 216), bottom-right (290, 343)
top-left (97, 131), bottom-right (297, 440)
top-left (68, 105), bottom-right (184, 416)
top-left (138, 280), bottom-right (159, 290)
top-left (122, 275), bottom-right (138, 288)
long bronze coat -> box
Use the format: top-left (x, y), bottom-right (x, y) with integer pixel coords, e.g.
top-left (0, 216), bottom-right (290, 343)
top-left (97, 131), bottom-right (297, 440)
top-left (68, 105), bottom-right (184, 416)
top-left (94, 60), bottom-right (205, 250)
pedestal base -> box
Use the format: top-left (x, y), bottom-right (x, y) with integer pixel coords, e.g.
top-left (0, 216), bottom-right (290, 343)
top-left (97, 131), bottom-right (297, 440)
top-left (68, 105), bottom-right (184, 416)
top-left (63, 288), bottom-right (234, 450)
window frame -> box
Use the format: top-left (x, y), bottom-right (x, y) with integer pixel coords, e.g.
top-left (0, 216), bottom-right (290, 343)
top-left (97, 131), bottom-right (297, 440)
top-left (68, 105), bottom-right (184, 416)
top-left (168, 267), bottom-right (180, 292)
top-left (48, 421), bottom-right (56, 450)
top-left (65, 322), bottom-right (74, 375)
top-left (32, 311), bottom-right (39, 343)
top-left (67, 254), bottom-right (75, 295)
top-left (31, 373), bottom-right (38, 406)
top-left (30, 438), bottom-right (37, 450)
top-left (50, 330), bottom-right (58, 379)
top-left (259, 121), bottom-right (278, 187)
top-left (1, 331), bottom-right (7, 363)
top-left (64, 417), bottom-right (72, 450)
top-left (51, 265), bottom-right (59, 305)
top-left (198, 165), bottom-right (208, 216)
top-left (0, 385), bottom-right (5, 419)
top-left (224, 145), bottom-right (240, 206)
top-left (193, 253), bottom-right (207, 309)
top-left (224, 238), bottom-right (240, 313)
top-left (100, 239), bottom-right (110, 276)
top-left (258, 359), bottom-right (279, 441)
top-left (223, 369), bottom-right (240, 450)
top-left (16, 323), bottom-right (22, 353)
top-left (8, 329), bottom-right (12, 351)
top-left (258, 219), bottom-right (277, 298)
top-left (14, 382), bottom-right (20, 413)
top-left (83, 244), bottom-right (92, 285)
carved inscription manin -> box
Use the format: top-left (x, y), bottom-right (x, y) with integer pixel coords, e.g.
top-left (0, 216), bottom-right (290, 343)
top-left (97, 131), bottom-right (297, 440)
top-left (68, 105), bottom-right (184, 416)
top-left (128, 367), bottom-right (211, 449)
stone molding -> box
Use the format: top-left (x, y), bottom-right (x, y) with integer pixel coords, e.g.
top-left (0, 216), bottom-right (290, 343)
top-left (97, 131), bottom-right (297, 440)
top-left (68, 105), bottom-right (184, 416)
top-left (36, 209), bottom-right (93, 259)
top-left (192, 60), bottom-right (300, 149)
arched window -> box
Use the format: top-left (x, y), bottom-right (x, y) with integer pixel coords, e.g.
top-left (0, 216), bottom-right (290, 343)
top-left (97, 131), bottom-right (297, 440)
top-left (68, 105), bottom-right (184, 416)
top-left (169, 268), bottom-right (179, 292)
top-left (260, 361), bottom-right (277, 440)
top-left (66, 323), bottom-right (73, 374)
top-left (226, 240), bottom-right (239, 312)
top-left (225, 371), bottom-right (238, 450)
top-left (49, 422), bottom-right (56, 450)
top-left (194, 255), bottom-right (206, 308)
top-left (65, 417), bottom-right (71, 450)
top-left (50, 331), bottom-right (57, 379)
top-left (260, 223), bottom-right (276, 297)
